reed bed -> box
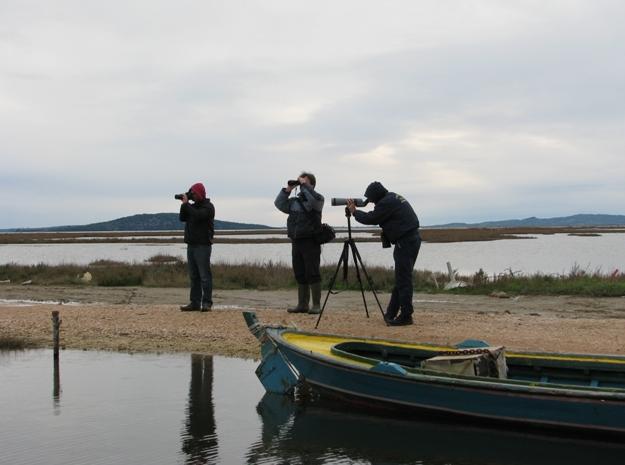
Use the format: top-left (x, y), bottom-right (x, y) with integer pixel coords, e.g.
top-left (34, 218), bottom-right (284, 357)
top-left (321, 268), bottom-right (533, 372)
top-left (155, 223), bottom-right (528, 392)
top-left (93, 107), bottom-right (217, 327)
top-left (1, 257), bottom-right (624, 296)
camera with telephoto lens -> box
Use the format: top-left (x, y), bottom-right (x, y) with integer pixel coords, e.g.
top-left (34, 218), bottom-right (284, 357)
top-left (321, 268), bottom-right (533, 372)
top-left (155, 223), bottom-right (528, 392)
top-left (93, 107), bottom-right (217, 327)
top-left (287, 179), bottom-right (301, 187)
top-left (331, 198), bottom-right (369, 207)
top-left (174, 190), bottom-right (195, 201)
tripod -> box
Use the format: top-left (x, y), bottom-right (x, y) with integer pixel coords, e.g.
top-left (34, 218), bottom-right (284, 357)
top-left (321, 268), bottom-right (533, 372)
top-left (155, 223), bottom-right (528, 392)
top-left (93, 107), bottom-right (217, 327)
top-left (315, 207), bottom-right (387, 328)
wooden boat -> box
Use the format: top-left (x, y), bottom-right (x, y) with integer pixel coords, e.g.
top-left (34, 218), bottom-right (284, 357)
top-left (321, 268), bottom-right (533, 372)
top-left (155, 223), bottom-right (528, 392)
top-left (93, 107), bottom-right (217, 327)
top-left (243, 311), bottom-right (625, 436)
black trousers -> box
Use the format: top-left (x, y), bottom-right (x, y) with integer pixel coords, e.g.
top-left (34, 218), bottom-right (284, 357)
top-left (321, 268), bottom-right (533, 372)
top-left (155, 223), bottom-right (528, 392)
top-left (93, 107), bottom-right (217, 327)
top-left (386, 233), bottom-right (421, 319)
top-left (187, 244), bottom-right (213, 307)
top-left (292, 238), bottom-right (321, 285)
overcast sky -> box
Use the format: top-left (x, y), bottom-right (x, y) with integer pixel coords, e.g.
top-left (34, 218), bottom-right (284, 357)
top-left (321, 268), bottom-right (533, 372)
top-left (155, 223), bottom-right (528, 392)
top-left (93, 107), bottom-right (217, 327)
top-left (2, 0), bottom-right (625, 229)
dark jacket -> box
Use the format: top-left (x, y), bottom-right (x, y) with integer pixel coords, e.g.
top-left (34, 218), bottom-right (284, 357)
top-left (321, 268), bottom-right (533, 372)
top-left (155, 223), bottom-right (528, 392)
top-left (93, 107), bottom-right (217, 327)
top-left (274, 184), bottom-right (325, 240)
top-left (180, 199), bottom-right (215, 245)
top-left (354, 185), bottom-right (419, 243)
top-left (180, 184), bottom-right (215, 246)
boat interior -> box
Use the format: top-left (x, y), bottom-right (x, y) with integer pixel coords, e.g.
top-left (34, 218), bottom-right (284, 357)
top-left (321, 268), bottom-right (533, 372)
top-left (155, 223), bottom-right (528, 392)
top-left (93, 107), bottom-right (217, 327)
top-left (329, 340), bottom-right (625, 390)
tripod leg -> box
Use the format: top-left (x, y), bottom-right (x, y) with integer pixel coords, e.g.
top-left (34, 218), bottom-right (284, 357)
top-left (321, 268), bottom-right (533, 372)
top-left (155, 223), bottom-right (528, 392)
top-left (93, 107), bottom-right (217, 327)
top-left (348, 240), bottom-right (370, 318)
top-left (351, 241), bottom-right (388, 325)
top-left (315, 241), bottom-right (349, 329)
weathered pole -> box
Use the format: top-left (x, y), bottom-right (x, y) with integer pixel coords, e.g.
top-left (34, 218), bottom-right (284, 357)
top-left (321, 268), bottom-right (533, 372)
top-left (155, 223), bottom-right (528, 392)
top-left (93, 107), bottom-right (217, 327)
top-left (446, 261), bottom-right (455, 281)
top-left (52, 311), bottom-right (61, 360)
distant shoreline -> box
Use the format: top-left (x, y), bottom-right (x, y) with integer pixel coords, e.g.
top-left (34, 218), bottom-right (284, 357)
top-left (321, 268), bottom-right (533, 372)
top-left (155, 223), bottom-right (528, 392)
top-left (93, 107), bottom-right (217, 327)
top-left (1, 226), bottom-right (624, 244)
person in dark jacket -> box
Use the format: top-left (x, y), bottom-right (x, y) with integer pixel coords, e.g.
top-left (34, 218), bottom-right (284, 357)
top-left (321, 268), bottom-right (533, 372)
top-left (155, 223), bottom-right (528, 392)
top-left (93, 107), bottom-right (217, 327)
top-left (179, 182), bottom-right (215, 312)
top-left (274, 172), bottom-right (325, 314)
top-left (347, 181), bottom-right (420, 326)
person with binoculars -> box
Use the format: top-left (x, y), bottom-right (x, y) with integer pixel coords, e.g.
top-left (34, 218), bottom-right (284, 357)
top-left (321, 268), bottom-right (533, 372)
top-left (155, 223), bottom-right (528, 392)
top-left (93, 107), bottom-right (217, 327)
top-left (177, 182), bottom-right (215, 312)
top-left (274, 172), bottom-right (325, 314)
top-left (347, 181), bottom-right (421, 326)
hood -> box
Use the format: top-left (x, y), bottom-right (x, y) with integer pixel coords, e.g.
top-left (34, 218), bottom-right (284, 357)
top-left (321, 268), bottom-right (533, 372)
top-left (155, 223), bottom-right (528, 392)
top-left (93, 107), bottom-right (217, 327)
top-left (364, 181), bottom-right (388, 203)
top-left (189, 183), bottom-right (206, 202)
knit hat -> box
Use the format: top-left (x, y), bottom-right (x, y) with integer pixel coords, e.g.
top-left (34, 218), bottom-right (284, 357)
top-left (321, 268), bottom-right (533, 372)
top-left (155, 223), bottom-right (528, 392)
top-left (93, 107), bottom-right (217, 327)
top-left (364, 181), bottom-right (388, 203)
top-left (189, 183), bottom-right (206, 201)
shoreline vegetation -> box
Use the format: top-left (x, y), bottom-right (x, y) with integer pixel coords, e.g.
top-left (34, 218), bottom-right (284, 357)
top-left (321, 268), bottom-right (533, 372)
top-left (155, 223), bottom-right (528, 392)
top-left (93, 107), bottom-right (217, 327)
top-left (1, 227), bottom-right (624, 297)
top-left (1, 257), bottom-right (624, 297)
top-left (1, 226), bottom-right (625, 244)
top-left (0, 336), bottom-right (34, 350)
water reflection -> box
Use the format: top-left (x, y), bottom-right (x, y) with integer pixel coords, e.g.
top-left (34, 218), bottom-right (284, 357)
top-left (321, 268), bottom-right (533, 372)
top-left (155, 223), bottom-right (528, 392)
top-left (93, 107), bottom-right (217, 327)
top-left (247, 393), bottom-right (625, 465)
top-left (182, 354), bottom-right (218, 464)
top-left (52, 356), bottom-right (61, 414)
top-left (2, 350), bottom-right (624, 465)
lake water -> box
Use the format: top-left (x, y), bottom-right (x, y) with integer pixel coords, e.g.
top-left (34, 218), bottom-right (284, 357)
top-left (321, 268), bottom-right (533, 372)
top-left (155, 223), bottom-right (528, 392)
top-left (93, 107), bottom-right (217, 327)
top-left (1, 233), bottom-right (624, 275)
top-left (1, 349), bottom-right (623, 465)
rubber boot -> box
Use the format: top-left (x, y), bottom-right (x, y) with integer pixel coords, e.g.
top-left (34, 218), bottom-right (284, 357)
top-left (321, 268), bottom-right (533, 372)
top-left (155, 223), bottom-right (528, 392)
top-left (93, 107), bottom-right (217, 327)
top-left (308, 282), bottom-right (322, 314)
top-left (287, 284), bottom-right (310, 313)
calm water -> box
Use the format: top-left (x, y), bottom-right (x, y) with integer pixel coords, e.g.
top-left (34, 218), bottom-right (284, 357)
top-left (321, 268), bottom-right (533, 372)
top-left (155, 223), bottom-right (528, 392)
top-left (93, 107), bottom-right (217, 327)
top-left (1, 349), bottom-right (624, 465)
top-left (1, 233), bottom-right (625, 275)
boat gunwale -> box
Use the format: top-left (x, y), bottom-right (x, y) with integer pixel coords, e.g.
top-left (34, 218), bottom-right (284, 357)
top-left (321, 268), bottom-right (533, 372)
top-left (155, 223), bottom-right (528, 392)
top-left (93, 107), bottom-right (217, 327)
top-left (329, 343), bottom-right (625, 395)
top-left (331, 340), bottom-right (625, 371)
top-left (268, 327), bottom-right (625, 400)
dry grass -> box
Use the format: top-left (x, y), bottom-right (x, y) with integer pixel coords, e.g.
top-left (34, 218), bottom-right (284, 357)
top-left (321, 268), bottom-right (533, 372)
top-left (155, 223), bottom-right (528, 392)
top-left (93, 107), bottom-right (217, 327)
top-left (2, 258), bottom-right (625, 296)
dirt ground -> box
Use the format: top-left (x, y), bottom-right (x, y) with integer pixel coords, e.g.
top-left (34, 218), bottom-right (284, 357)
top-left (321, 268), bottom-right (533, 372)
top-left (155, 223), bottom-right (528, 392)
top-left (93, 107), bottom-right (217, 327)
top-left (1, 284), bottom-right (625, 359)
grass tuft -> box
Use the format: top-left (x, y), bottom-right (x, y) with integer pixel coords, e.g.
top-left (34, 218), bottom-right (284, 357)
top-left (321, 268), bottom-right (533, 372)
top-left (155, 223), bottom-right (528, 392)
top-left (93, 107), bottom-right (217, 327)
top-left (0, 336), bottom-right (32, 350)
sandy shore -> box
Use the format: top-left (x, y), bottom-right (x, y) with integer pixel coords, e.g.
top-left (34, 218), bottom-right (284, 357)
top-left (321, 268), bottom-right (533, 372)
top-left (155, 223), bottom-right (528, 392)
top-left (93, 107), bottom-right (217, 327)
top-left (2, 284), bottom-right (625, 358)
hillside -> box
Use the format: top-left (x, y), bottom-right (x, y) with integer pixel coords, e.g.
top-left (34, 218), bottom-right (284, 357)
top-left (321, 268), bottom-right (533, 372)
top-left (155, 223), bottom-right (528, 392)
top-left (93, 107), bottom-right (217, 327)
top-left (5, 213), bottom-right (271, 232)
top-left (431, 214), bottom-right (625, 228)
top-left (4, 213), bottom-right (625, 233)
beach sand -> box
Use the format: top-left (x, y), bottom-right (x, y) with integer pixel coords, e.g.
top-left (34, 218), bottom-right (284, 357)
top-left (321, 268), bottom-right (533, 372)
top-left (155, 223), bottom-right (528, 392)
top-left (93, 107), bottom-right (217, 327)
top-left (2, 284), bottom-right (625, 358)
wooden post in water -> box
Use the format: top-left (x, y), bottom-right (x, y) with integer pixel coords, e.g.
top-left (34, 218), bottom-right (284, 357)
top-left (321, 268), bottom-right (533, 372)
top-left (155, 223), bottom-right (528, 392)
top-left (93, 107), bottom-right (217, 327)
top-left (52, 311), bottom-right (61, 360)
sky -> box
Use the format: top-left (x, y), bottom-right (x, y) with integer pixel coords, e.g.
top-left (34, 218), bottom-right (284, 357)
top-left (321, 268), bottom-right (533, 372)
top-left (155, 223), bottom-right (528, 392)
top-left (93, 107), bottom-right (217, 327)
top-left (2, 0), bottom-right (625, 229)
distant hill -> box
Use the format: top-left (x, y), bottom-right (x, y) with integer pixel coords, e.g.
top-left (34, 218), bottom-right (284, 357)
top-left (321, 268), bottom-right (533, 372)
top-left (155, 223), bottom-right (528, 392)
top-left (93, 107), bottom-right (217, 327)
top-left (5, 212), bottom-right (625, 232)
top-left (4, 213), bottom-right (271, 232)
top-left (430, 214), bottom-right (625, 228)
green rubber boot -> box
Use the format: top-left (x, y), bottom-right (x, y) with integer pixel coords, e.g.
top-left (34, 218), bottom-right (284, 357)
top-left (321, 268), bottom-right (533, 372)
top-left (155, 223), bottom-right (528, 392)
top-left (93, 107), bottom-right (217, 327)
top-left (308, 282), bottom-right (322, 314)
top-left (287, 284), bottom-right (310, 313)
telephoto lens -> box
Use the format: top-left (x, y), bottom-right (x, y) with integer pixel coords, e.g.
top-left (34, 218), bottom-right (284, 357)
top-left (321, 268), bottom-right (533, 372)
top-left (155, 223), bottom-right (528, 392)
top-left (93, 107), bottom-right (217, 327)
top-left (174, 191), bottom-right (195, 201)
top-left (331, 198), bottom-right (369, 207)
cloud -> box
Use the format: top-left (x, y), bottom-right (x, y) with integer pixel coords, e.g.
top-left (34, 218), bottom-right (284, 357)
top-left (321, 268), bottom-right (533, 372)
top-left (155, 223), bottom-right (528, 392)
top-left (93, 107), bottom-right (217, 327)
top-left (1, 1), bottom-right (625, 228)
top-left (341, 144), bottom-right (398, 167)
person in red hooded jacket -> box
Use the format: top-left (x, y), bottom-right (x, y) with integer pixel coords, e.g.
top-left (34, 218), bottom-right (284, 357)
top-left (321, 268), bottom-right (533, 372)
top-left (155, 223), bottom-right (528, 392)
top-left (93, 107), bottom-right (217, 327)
top-left (178, 183), bottom-right (215, 311)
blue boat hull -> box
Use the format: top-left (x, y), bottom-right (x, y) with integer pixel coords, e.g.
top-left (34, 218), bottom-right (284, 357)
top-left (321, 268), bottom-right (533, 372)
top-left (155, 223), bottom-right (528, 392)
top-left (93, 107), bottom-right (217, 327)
top-left (242, 312), bottom-right (625, 435)
top-left (279, 342), bottom-right (625, 434)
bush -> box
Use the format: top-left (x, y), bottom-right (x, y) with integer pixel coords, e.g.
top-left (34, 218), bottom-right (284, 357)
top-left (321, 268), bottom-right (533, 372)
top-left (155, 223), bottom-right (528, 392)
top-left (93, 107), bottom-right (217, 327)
top-left (0, 336), bottom-right (31, 350)
top-left (96, 268), bottom-right (143, 287)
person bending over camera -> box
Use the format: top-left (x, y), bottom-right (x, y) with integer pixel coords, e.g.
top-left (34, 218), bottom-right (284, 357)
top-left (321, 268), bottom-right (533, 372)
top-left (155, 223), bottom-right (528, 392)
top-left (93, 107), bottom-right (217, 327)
top-left (347, 182), bottom-right (420, 326)
top-left (178, 183), bottom-right (215, 312)
top-left (275, 172), bottom-right (325, 314)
